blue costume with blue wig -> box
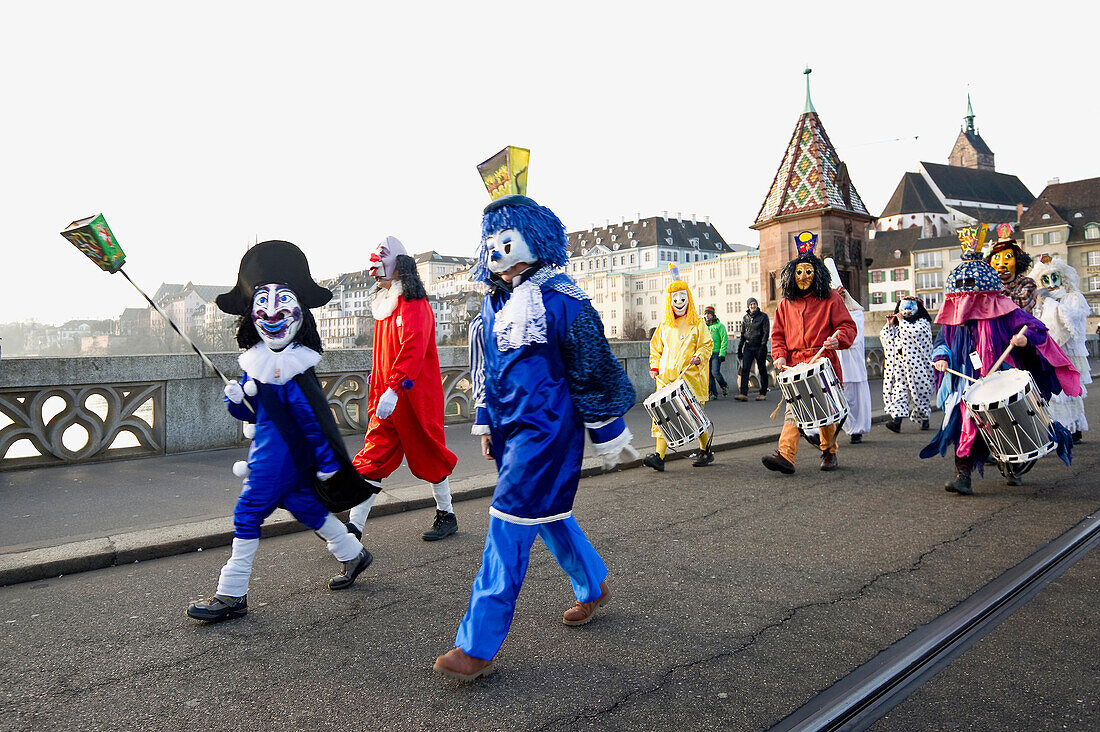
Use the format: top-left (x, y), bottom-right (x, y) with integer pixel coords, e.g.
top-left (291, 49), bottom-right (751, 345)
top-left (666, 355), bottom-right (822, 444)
top-left (455, 194), bottom-right (636, 661)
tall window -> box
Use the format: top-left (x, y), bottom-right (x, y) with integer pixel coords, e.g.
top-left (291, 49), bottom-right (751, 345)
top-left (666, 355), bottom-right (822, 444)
top-left (1088, 250), bottom-right (1100, 267)
top-left (917, 272), bottom-right (942, 290)
top-left (891, 268), bottom-right (909, 282)
top-left (870, 270), bottom-right (886, 284)
top-left (920, 292), bottom-right (943, 311)
top-left (915, 251), bottom-right (942, 269)
top-left (1086, 224), bottom-right (1100, 241)
top-left (1089, 276), bottom-right (1100, 293)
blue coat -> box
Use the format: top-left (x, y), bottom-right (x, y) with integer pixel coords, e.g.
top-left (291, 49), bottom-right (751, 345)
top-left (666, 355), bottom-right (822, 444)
top-left (472, 270), bottom-right (635, 522)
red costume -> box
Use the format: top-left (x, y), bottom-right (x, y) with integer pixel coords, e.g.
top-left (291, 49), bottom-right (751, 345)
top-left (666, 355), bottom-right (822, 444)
top-left (353, 295), bottom-right (457, 483)
top-left (770, 292), bottom-right (857, 381)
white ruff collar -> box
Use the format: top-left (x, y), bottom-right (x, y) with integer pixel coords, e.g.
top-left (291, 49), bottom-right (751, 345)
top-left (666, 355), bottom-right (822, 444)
top-left (239, 343), bottom-right (322, 385)
top-left (494, 278), bottom-right (547, 351)
top-left (371, 281), bottom-right (404, 320)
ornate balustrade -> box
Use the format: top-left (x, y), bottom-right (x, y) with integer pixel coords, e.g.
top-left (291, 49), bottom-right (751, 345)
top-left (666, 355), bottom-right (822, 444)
top-left (3, 336), bottom-right (1091, 470)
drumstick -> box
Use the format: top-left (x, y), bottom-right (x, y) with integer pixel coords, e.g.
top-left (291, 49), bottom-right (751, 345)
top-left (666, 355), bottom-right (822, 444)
top-left (987, 325), bottom-right (1029, 375)
top-left (943, 366), bottom-right (978, 384)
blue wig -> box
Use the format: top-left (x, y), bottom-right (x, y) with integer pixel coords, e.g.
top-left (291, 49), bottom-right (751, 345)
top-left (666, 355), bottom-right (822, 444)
top-left (471, 195), bottom-right (568, 283)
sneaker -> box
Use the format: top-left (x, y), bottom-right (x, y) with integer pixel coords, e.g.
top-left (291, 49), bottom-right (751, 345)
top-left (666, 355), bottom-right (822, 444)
top-left (642, 453), bottom-right (665, 472)
top-left (722, 387), bottom-right (729, 397)
top-left (885, 417), bottom-right (902, 433)
top-left (563, 580), bottom-right (610, 626)
top-left (820, 451), bottom-right (838, 471)
top-left (328, 548), bottom-right (373, 590)
top-left (423, 510), bottom-right (458, 542)
top-left (434, 647), bottom-right (494, 682)
top-left (186, 594), bottom-right (247, 623)
top-left (761, 451), bottom-right (795, 474)
top-left (692, 449), bottom-right (714, 467)
top-left (849, 433), bottom-right (862, 444)
top-left (734, 394), bottom-right (749, 402)
top-left (344, 521), bottom-right (362, 541)
top-left (709, 393), bottom-right (718, 401)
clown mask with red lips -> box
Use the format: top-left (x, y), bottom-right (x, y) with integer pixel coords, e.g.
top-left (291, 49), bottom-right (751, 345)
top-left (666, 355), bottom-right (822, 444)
top-left (252, 284), bottom-right (302, 351)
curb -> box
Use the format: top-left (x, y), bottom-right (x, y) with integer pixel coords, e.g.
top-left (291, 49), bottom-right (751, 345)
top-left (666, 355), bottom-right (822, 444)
top-left (0, 410), bottom-right (894, 587)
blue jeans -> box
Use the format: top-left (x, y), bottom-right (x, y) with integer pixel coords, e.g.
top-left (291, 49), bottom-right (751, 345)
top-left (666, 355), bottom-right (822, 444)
top-left (709, 354), bottom-right (728, 396)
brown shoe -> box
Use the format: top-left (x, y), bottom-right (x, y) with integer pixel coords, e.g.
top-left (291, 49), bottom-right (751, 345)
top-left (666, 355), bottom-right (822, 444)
top-left (433, 647), bottom-right (494, 682)
top-left (820, 450), bottom-right (838, 471)
top-left (762, 451), bottom-right (795, 474)
top-left (734, 394), bottom-right (749, 402)
top-left (563, 580), bottom-right (610, 626)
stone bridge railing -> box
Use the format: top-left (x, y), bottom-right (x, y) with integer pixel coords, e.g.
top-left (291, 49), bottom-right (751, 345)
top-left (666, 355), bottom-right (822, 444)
top-left (4, 335), bottom-right (1095, 471)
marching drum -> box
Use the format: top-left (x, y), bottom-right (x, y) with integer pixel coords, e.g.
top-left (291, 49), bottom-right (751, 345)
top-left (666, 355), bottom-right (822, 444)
top-left (963, 369), bottom-right (1056, 463)
top-left (644, 379), bottom-right (712, 449)
top-left (777, 359), bottom-right (850, 430)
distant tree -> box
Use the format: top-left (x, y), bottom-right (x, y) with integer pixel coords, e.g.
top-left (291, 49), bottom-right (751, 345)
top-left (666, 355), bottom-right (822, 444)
top-left (354, 332), bottom-right (370, 347)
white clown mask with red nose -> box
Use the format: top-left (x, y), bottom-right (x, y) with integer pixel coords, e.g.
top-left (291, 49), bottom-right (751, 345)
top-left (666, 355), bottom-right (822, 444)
top-left (368, 235), bottom-right (408, 281)
top-left (252, 284), bottom-right (302, 351)
top-left (671, 290), bottom-right (689, 316)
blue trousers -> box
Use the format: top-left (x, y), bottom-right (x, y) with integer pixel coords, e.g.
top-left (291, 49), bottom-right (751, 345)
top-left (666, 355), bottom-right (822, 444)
top-left (455, 514), bottom-right (607, 661)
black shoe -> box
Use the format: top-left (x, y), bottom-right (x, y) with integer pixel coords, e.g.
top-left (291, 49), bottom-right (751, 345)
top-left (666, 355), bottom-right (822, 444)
top-left (944, 473), bottom-right (973, 495)
top-left (423, 510), bottom-right (458, 541)
top-left (849, 433), bottom-right (862, 444)
top-left (820, 450), bottom-right (838, 471)
top-left (921, 419), bottom-right (930, 431)
top-left (186, 594), bottom-right (247, 623)
top-left (344, 521), bottom-right (362, 541)
top-left (885, 417), bottom-right (902, 433)
top-left (1072, 430), bottom-right (1083, 444)
top-left (643, 453), bottom-right (665, 472)
top-left (722, 387), bottom-right (729, 397)
top-left (329, 548), bottom-right (373, 590)
top-left (1004, 471), bottom-right (1022, 486)
top-left (692, 450), bottom-right (714, 467)
top-left (762, 451), bottom-right (795, 474)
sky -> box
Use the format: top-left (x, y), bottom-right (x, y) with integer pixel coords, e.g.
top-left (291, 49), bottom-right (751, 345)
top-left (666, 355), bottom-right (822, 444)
top-left (3, 1), bottom-right (1097, 324)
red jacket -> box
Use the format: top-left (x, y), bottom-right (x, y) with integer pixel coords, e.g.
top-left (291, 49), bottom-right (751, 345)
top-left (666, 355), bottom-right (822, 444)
top-left (771, 291), bottom-right (857, 382)
top-left (368, 296), bottom-right (444, 414)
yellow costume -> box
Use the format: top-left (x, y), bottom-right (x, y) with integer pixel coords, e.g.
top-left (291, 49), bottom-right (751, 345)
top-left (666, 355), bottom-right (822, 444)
top-left (648, 276), bottom-right (713, 457)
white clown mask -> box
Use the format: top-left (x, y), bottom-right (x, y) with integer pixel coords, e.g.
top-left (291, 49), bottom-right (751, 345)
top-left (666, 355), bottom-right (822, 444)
top-left (367, 235), bottom-right (407, 281)
top-left (671, 290), bottom-right (689, 316)
top-left (252, 284), bottom-right (302, 351)
top-left (485, 228), bottom-right (536, 275)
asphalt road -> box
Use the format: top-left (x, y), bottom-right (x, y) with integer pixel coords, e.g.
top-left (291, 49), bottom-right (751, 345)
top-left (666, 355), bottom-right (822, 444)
top-left (1, 398), bottom-right (1097, 731)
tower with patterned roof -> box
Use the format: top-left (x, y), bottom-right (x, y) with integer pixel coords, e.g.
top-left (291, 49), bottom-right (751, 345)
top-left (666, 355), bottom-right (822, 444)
top-left (750, 68), bottom-right (874, 308)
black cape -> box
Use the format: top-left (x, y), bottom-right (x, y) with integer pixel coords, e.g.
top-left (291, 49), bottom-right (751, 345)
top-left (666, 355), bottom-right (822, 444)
top-left (257, 367), bottom-right (380, 513)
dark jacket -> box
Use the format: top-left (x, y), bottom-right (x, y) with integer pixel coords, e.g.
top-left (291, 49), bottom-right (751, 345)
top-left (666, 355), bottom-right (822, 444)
top-left (739, 309), bottom-right (770, 351)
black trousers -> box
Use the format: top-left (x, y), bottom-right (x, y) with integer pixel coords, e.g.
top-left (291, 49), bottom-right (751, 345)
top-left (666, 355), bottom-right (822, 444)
top-left (739, 344), bottom-right (769, 396)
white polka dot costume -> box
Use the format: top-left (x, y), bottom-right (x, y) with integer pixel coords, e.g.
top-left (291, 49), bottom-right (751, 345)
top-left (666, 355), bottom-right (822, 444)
top-left (881, 317), bottom-right (934, 422)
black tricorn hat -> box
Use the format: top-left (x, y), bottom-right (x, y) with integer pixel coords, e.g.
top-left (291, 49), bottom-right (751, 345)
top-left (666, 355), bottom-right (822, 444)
top-left (216, 240), bottom-right (332, 315)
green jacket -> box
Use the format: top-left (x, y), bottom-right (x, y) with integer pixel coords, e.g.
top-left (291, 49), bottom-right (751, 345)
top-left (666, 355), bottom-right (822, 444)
top-left (707, 319), bottom-right (727, 357)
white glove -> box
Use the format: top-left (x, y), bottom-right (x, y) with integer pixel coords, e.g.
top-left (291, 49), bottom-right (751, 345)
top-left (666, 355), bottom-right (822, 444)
top-left (376, 388), bottom-right (399, 420)
top-left (224, 382), bottom-right (244, 404)
top-left (316, 469), bottom-right (338, 481)
top-left (601, 443), bottom-right (640, 471)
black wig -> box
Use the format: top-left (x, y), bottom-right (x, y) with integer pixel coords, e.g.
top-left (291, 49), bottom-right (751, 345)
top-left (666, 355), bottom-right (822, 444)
top-left (236, 308), bottom-right (323, 353)
top-left (780, 253), bottom-right (831, 300)
top-left (393, 254), bottom-right (427, 301)
top-left (894, 297), bottom-right (932, 323)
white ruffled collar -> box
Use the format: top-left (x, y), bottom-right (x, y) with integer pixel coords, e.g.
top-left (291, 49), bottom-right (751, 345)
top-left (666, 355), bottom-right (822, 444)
top-left (494, 277), bottom-right (547, 352)
top-left (239, 343), bottom-right (322, 385)
top-left (371, 280), bottom-right (404, 320)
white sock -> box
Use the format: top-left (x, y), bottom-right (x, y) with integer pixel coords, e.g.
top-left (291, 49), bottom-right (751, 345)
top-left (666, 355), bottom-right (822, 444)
top-left (215, 537), bottom-right (259, 597)
top-left (432, 477), bottom-right (453, 514)
top-left (348, 493), bottom-right (378, 531)
top-left (317, 513), bottom-right (363, 562)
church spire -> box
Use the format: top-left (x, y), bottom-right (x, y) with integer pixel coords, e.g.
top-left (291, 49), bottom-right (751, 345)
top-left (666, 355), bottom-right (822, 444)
top-left (803, 67), bottom-right (816, 115)
top-left (964, 91), bottom-right (976, 134)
